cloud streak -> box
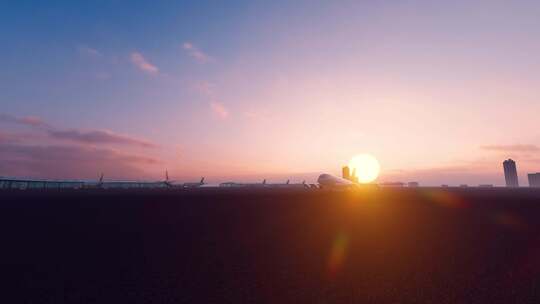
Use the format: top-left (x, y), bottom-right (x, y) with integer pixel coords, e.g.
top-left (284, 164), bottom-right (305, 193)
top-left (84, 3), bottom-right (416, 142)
top-left (130, 52), bottom-right (159, 75)
top-left (0, 113), bottom-right (51, 129)
top-left (0, 143), bottom-right (159, 179)
top-left (48, 129), bottom-right (157, 148)
top-left (183, 42), bottom-right (212, 63)
top-left (480, 144), bottom-right (540, 152)
top-left (0, 113), bottom-right (156, 148)
top-left (210, 101), bottom-right (229, 119)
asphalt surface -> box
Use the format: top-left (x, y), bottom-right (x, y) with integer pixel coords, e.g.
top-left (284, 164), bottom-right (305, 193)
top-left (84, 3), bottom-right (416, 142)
top-left (2, 188), bottom-right (540, 303)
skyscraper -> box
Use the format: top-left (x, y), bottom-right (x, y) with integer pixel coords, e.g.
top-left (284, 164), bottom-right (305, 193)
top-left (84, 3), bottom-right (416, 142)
top-left (503, 159), bottom-right (519, 187)
top-left (528, 173), bottom-right (540, 187)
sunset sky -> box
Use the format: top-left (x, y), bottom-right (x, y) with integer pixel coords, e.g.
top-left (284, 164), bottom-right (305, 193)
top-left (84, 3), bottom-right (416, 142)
top-left (2, 1), bottom-right (540, 185)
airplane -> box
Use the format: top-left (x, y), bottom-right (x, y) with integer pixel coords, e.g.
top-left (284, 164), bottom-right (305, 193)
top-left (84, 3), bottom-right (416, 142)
top-left (182, 177), bottom-right (205, 189)
top-left (317, 173), bottom-right (357, 189)
top-left (97, 173), bottom-right (104, 188)
top-left (318, 174), bottom-right (380, 189)
top-left (219, 179), bottom-right (268, 188)
top-left (94, 173), bottom-right (165, 189)
top-left (219, 178), bottom-right (311, 189)
top-left (266, 179), bottom-right (309, 189)
top-left (163, 170), bottom-right (172, 187)
top-left (159, 170), bottom-right (205, 188)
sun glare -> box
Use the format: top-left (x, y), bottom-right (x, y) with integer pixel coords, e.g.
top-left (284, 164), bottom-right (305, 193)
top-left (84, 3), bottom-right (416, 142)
top-left (348, 154), bottom-right (380, 183)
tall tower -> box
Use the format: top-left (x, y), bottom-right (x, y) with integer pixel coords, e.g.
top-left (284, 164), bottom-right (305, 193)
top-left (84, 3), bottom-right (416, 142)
top-left (342, 166), bottom-right (350, 181)
top-left (503, 159), bottom-right (519, 187)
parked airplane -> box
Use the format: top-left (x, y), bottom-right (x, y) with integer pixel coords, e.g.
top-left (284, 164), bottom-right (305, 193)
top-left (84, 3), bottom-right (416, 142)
top-left (95, 173), bottom-right (165, 189)
top-left (220, 179), bottom-right (267, 188)
top-left (157, 170), bottom-right (205, 188)
top-left (90, 171), bottom-right (205, 189)
top-left (219, 179), bottom-right (310, 189)
top-left (182, 177), bottom-right (205, 189)
top-left (317, 174), bottom-right (357, 189)
top-left (266, 179), bottom-right (309, 189)
top-left (163, 170), bottom-right (173, 188)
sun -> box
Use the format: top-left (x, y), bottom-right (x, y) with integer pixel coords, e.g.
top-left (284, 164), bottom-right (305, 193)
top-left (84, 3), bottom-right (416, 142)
top-left (348, 154), bottom-right (380, 183)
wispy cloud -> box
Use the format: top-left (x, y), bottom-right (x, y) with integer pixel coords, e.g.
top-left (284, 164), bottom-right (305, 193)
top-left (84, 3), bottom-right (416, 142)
top-left (0, 113), bottom-right (50, 129)
top-left (0, 113), bottom-right (156, 148)
top-left (0, 131), bottom-right (18, 144)
top-left (480, 144), bottom-right (540, 152)
top-left (49, 129), bottom-right (157, 148)
top-left (0, 131), bottom-right (43, 144)
top-left (130, 52), bottom-right (159, 75)
top-left (78, 45), bottom-right (102, 57)
top-left (210, 101), bottom-right (229, 119)
top-left (182, 42), bottom-right (212, 63)
top-left (0, 143), bottom-right (159, 179)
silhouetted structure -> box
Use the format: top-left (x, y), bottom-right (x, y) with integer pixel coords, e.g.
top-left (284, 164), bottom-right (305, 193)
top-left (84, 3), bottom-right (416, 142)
top-left (479, 184), bottom-right (494, 188)
top-left (503, 159), bottom-right (519, 187)
top-left (408, 182), bottom-right (419, 188)
top-left (342, 166), bottom-right (350, 181)
top-left (350, 168), bottom-right (358, 183)
top-left (529, 173), bottom-right (540, 187)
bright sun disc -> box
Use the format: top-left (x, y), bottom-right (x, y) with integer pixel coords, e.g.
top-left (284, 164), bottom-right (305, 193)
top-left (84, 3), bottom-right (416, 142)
top-left (348, 154), bottom-right (380, 183)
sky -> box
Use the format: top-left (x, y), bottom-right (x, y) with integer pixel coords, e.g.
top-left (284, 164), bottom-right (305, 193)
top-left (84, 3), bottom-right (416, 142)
top-left (1, 0), bottom-right (540, 185)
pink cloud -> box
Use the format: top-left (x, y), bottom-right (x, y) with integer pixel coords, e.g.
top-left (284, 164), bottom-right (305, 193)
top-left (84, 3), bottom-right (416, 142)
top-left (210, 101), bottom-right (229, 119)
top-left (0, 143), bottom-right (159, 179)
top-left (48, 129), bottom-right (157, 148)
top-left (0, 113), bottom-right (157, 148)
top-left (130, 52), bottom-right (159, 75)
top-left (182, 42), bottom-right (212, 63)
top-left (0, 113), bottom-right (50, 129)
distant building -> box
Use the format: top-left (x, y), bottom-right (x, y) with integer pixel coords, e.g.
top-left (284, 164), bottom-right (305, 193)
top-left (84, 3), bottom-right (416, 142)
top-left (459, 184), bottom-right (468, 188)
top-left (503, 159), bottom-right (519, 187)
top-left (441, 184), bottom-right (449, 188)
top-left (479, 184), bottom-right (494, 188)
top-left (529, 173), bottom-right (540, 187)
top-left (407, 182), bottom-right (419, 188)
top-left (342, 166), bottom-right (350, 181)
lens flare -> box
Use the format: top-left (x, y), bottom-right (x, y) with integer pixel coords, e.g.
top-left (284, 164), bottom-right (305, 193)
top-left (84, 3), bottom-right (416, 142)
top-left (327, 233), bottom-right (349, 277)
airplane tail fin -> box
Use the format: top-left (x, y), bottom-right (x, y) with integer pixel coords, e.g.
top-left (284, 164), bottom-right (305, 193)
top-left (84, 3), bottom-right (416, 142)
top-left (200, 177), bottom-right (205, 184)
top-left (263, 179), bottom-right (266, 185)
top-left (165, 170), bottom-right (169, 182)
top-left (302, 180), bottom-right (306, 184)
top-left (99, 173), bottom-right (104, 184)
top-left (286, 179), bottom-right (290, 184)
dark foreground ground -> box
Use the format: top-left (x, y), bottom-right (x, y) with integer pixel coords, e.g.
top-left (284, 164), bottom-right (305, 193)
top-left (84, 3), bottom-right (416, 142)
top-left (2, 188), bottom-right (540, 303)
